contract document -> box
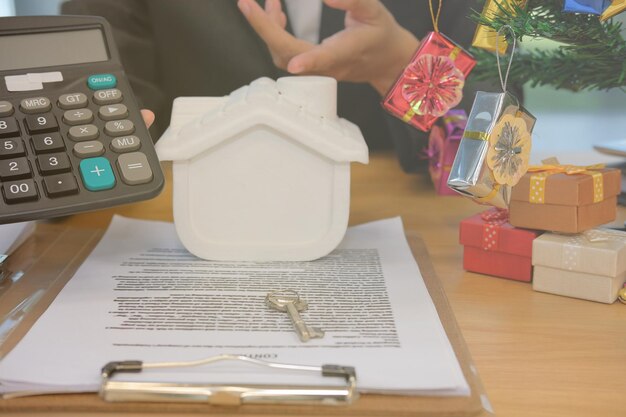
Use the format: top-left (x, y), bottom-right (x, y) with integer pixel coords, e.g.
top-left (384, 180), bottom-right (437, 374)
top-left (0, 216), bottom-right (469, 397)
top-left (0, 222), bottom-right (34, 255)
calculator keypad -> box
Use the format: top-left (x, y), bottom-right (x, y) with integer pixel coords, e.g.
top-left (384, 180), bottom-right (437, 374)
top-left (68, 124), bottom-right (99, 141)
top-left (37, 153), bottom-right (71, 175)
top-left (0, 101), bottom-right (14, 117)
top-left (0, 117), bottom-right (20, 138)
top-left (3, 179), bottom-right (38, 204)
top-left (0, 73), bottom-right (157, 213)
top-left (0, 157), bottom-right (31, 180)
top-left (32, 133), bottom-right (65, 153)
top-left (20, 97), bottom-right (51, 114)
top-left (0, 138), bottom-right (25, 158)
top-left (79, 157), bottom-right (115, 191)
top-left (25, 113), bottom-right (58, 134)
top-left (93, 89), bottom-right (122, 105)
top-left (63, 108), bottom-right (93, 125)
top-left (43, 173), bottom-right (79, 198)
top-left (58, 93), bottom-right (87, 110)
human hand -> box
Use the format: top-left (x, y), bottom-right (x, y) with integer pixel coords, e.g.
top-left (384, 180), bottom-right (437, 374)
top-left (237, 0), bottom-right (420, 96)
top-left (140, 109), bottom-right (155, 129)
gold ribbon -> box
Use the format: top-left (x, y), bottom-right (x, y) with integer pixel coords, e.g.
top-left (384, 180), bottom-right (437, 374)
top-left (429, 0), bottom-right (442, 33)
top-left (526, 164), bottom-right (606, 204)
top-left (462, 130), bottom-right (489, 141)
top-left (460, 131), bottom-right (500, 204)
top-left (474, 183), bottom-right (501, 203)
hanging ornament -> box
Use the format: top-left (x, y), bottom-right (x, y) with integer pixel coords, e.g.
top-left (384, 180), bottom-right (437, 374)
top-left (472, 1), bottom-right (527, 54)
top-left (601, 0), bottom-right (626, 20)
top-left (401, 54), bottom-right (464, 118)
top-left (563, 0), bottom-right (611, 15)
top-left (486, 114), bottom-right (531, 186)
top-left (426, 109), bottom-right (467, 195)
top-left (382, 0), bottom-right (475, 132)
top-left (448, 26), bottom-right (535, 208)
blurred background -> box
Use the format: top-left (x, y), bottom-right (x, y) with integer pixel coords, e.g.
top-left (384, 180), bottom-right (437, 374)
top-left (2, 0), bottom-right (626, 165)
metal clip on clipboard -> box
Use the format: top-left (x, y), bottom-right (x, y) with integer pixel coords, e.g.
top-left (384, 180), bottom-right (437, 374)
top-left (100, 354), bottom-right (358, 406)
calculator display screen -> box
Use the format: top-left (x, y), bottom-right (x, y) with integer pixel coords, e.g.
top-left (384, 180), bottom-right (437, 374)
top-left (0, 28), bottom-right (108, 71)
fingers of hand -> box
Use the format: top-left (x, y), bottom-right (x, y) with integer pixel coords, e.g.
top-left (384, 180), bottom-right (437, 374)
top-left (238, 0), bottom-right (311, 68)
top-left (289, 28), bottom-right (369, 77)
top-left (264, 0), bottom-right (287, 29)
top-left (323, 0), bottom-right (383, 22)
top-left (140, 109), bottom-right (155, 129)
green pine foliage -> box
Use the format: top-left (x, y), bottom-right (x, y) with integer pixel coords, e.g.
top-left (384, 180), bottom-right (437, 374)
top-left (470, 0), bottom-right (626, 91)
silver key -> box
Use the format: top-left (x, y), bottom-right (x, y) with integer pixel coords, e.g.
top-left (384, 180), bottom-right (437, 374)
top-left (266, 290), bottom-right (324, 342)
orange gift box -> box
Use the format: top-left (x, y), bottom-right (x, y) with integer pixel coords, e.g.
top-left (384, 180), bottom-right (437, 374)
top-left (509, 166), bottom-right (621, 233)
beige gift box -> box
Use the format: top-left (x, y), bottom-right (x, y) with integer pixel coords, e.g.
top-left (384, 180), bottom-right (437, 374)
top-left (532, 229), bottom-right (626, 303)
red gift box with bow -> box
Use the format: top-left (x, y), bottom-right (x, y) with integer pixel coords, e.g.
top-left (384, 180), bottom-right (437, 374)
top-left (459, 209), bottom-right (542, 282)
top-left (382, 31), bottom-right (475, 132)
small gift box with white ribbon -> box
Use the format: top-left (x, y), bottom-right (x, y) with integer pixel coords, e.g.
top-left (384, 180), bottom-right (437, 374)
top-left (459, 208), bottom-right (542, 282)
top-left (532, 229), bottom-right (626, 303)
top-left (509, 161), bottom-right (621, 233)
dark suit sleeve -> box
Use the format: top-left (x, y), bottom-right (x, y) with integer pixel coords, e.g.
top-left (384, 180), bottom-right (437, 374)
top-left (61, 0), bottom-right (169, 136)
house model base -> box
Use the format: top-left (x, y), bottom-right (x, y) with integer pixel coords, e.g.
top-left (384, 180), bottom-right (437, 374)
top-left (157, 76), bottom-right (369, 261)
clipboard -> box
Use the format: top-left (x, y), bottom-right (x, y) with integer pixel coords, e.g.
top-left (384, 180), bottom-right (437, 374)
top-left (0, 223), bottom-right (494, 416)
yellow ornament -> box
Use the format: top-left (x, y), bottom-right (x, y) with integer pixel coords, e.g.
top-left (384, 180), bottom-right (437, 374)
top-left (601, 0), bottom-right (626, 21)
top-left (619, 287), bottom-right (626, 304)
top-left (486, 113), bottom-right (531, 187)
top-left (472, 0), bottom-right (527, 54)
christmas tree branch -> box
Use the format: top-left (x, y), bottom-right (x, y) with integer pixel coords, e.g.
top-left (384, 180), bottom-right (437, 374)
top-left (470, 0), bottom-right (626, 91)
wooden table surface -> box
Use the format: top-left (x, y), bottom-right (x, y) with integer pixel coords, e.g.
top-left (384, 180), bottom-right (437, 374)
top-left (58, 153), bottom-right (626, 417)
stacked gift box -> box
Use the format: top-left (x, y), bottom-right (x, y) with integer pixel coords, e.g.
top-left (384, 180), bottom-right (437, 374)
top-left (459, 162), bottom-right (625, 304)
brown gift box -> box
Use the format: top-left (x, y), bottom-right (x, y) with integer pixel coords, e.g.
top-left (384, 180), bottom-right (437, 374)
top-left (509, 168), bottom-right (621, 233)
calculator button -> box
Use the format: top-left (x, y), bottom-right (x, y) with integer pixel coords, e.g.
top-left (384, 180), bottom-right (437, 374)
top-left (58, 93), bottom-right (88, 110)
top-left (117, 152), bottom-right (153, 185)
top-left (2, 179), bottom-right (38, 204)
top-left (68, 124), bottom-right (99, 141)
top-left (0, 138), bottom-right (25, 159)
top-left (63, 108), bottom-right (94, 126)
top-left (0, 157), bottom-right (31, 180)
top-left (110, 135), bottom-right (141, 153)
top-left (93, 88), bottom-right (123, 105)
top-left (32, 133), bottom-right (65, 154)
top-left (73, 141), bottom-right (104, 158)
top-left (98, 104), bottom-right (128, 121)
top-left (79, 157), bottom-right (115, 191)
top-left (0, 117), bottom-right (20, 138)
top-left (87, 74), bottom-right (117, 90)
top-left (105, 119), bottom-right (134, 137)
top-left (0, 101), bottom-right (14, 117)
top-left (37, 153), bottom-right (71, 175)
top-left (25, 113), bottom-right (58, 134)
top-left (43, 173), bottom-right (79, 198)
top-left (20, 97), bottom-right (51, 114)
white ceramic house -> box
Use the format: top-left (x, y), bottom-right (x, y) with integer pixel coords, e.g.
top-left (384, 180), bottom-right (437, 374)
top-left (156, 76), bottom-right (368, 261)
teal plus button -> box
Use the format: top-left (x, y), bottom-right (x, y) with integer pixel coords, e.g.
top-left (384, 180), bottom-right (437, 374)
top-left (87, 73), bottom-right (117, 90)
top-left (80, 157), bottom-right (115, 191)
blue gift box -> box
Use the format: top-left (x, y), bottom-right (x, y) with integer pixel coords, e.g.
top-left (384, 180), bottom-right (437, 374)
top-left (563, 0), bottom-right (611, 14)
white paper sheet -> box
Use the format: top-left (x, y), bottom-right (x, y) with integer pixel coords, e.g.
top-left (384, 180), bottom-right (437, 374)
top-left (0, 222), bottom-right (34, 255)
top-left (0, 216), bottom-right (469, 397)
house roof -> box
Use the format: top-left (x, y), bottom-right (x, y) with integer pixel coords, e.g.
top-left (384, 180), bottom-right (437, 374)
top-left (156, 77), bottom-right (368, 164)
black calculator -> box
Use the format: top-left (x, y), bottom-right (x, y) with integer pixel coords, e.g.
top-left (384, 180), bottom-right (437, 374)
top-left (0, 15), bottom-right (164, 224)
